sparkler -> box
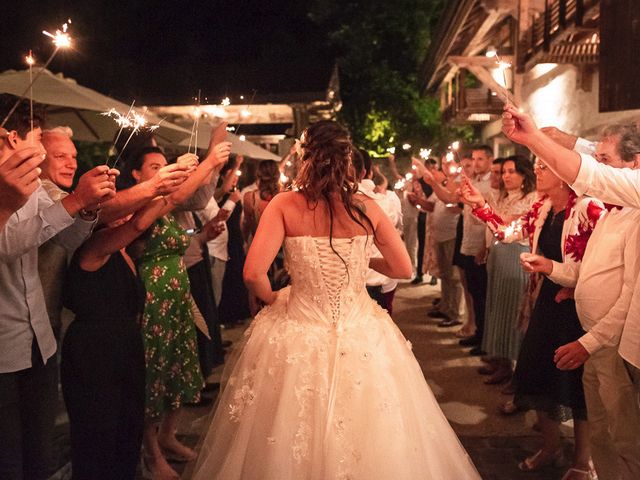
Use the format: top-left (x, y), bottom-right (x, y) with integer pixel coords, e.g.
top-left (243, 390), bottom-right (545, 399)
top-left (486, 47), bottom-right (512, 106)
top-left (1, 20), bottom-right (73, 129)
top-left (187, 90), bottom-right (202, 154)
top-left (234, 89), bottom-right (257, 136)
top-left (108, 107), bottom-right (159, 168)
top-left (496, 218), bottom-right (523, 243)
top-left (386, 147), bottom-right (396, 154)
top-left (26, 51), bottom-right (35, 143)
top-left (105, 100), bottom-right (136, 155)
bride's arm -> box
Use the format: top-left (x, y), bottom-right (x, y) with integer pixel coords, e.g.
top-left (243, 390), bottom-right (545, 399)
top-left (243, 196), bottom-right (285, 305)
top-left (369, 201), bottom-right (412, 279)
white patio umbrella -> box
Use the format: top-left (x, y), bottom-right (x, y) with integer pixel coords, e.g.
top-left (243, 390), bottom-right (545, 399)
top-left (178, 121), bottom-right (282, 161)
top-left (0, 68), bottom-right (191, 145)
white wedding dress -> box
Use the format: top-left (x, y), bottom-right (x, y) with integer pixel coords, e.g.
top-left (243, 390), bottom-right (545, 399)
top-left (192, 236), bottom-right (481, 480)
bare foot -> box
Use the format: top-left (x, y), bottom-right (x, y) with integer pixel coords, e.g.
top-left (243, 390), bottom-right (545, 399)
top-left (158, 434), bottom-right (197, 462)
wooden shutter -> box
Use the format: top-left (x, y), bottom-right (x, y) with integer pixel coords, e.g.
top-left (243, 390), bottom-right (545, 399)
top-left (599, 0), bottom-right (640, 112)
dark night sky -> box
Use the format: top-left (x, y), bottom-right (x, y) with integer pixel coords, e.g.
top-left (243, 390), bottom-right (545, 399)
top-left (2, 0), bottom-right (335, 104)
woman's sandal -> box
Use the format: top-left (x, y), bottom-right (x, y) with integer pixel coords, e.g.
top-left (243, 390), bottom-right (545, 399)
top-left (518, 449), bottom-right (565, 471)
top-left (560, 467), bottom-right (598, 480)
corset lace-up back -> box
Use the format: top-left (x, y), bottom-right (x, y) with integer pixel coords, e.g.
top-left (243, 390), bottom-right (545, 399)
top-left (284, 236), bottom-right (369, 325)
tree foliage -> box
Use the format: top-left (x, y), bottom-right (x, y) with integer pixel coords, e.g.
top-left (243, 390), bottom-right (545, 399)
top-left (309, 0), bottom-right (473, 156)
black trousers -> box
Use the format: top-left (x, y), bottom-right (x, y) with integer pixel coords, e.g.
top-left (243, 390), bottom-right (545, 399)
top-left (0, 342), bottom-right (57, 480)
top-left (461, 254), bottom-right (488, 341)
top-left (61, 320), bottom-right (145, 480)
top-left (416, 212), bottom-right (427, 276)
top-left (188, 259), bottom-right (224, 377)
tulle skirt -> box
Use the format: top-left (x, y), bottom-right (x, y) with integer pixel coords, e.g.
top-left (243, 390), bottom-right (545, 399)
top-left (192, 287), bottom-right (480, 480)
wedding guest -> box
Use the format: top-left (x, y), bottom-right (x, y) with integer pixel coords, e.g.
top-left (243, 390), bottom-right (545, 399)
top-left (412, 161), bottom-right (462, 326)
top-left (461, 159), bottom-right (603, 478)
top-left (127, 141), bottom-right (230, 480)
top-left (0, 141), bottom-right (44, 230)
top-left (453, 153), bottom-right (477, 338)
top-left (520, 124), bottom-right (640, 480)
top-left (354, 150), bottom-right (403, 313)
top-left (200, 164), bottom-right (242, 307)
top-left (218, 159), bottom-right (252, 326)
top-left (0, 95), bottom-right (116, 479)
top-left (502, 107), bottom-right (640, 399)
top-left (415, 147), bottom-right (493, 354)
top-left (480, 156), bottom-right (536, 385)
top-left (61, 192), bottom-right (185, 480)
top-left (242, 160), bottom-right (283, 313)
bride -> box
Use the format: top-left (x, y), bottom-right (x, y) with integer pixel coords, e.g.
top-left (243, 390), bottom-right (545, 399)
top-left (192, 121), bottom-right (481, 479)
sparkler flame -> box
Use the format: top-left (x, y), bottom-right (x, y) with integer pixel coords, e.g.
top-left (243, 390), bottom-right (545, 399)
top-left (394, 179), bottom-right (406, 190)
top-left (419, 148), bottom-right (432, 159)
top-left (25, 53), bottom-right (35, 66)
top-left (451, 141), bottom-right (460, 151)
top-left (221, 97), bottom-right (231, 107)
top-left (43, 20), bottom-right (72, 49)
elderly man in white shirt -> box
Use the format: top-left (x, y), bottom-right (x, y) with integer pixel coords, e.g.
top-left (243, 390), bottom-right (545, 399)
top-left (502, 106), bottom-right (640, 385)
top-left (521, 124), bottom-right (640, 480)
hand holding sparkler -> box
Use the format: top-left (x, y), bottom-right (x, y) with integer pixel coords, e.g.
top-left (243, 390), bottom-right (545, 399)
top-left (502, 104), bottom-right (539, 146)
top-left (485, 47), bottom-right (513, 106)
top-left (176, 153), bottom-right (200, 172)
top-left (458, 178), bottom-right (485, 208)
top-left (519, 252), bottom-right (553, 275)
top-left (410, 157), bottom-right (427, 178)
top-left (206, 141), bottom-right (232, 169)
top-left (151, 163), bottom-right (192, 196)
top-left (0, 147), bottom-right (46, 216)
top-left (66, 165), bottom-right (118, 215)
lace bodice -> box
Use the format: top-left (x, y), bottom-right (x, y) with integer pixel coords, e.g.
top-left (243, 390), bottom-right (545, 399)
top-left (284, 236), bottom-right (370, 325)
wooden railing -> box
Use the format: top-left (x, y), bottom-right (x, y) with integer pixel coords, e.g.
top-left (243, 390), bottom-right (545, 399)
top-left (519, 0), bottom-right (599, 68)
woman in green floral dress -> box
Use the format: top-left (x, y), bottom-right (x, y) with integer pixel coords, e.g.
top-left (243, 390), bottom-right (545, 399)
top-left (126, 140), bottom-right (232, 480)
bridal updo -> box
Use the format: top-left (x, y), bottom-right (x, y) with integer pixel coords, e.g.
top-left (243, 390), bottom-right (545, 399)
top-left (294, 120), bottom-right (374, 241)
top-left (295, 120), bottom-right (358, 200)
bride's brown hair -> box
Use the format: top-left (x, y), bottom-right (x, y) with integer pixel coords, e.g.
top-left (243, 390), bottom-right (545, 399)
top-left (294, 121), bottom-right (375, 263)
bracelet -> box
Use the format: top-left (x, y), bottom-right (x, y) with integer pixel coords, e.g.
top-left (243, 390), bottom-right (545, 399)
top-left (79, 208), bottom-right (98, 221)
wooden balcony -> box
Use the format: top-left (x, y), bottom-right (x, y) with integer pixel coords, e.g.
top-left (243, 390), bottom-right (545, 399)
top-left (519, 0), bottom-right (599, 70)
top-left (442, 87), bottom-right (505, 124)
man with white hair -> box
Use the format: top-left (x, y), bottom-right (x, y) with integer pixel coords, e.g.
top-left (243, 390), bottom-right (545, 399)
top-left (38, 127), bottom-right (80, 336)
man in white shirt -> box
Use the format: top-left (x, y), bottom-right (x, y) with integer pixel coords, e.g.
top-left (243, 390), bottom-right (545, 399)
top-left (523, 125), bottom-right (640, 480)
top-left (0, 96), bottom-right (116, 479)
top-left (502, 107), bottom-right (640, 392)
top-left (419, 146), bottom-right (493, 353)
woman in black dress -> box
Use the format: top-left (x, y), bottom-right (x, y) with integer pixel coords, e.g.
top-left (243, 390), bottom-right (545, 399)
top-left (461, 161), bottom-right (605, 478)
top-left (61, 194), bottom-right (186, 480)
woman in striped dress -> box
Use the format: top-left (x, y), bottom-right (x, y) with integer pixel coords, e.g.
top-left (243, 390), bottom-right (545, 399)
top-left (479, 156), bottom-right (536, 384)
